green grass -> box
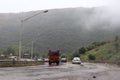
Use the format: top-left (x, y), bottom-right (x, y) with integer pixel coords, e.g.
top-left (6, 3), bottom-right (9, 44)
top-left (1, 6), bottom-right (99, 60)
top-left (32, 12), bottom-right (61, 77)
top-left (80, 42), bottom-right (118, 61)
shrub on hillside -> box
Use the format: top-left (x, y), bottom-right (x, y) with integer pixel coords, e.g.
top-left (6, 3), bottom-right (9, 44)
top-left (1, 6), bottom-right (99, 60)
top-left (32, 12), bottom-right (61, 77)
top-left (88, 54), bottom-right (96, 60)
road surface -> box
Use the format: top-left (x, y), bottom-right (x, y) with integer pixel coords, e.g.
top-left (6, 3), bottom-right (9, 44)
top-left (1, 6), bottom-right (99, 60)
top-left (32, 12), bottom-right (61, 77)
top-left (0, 62), bottom-right (120, 80)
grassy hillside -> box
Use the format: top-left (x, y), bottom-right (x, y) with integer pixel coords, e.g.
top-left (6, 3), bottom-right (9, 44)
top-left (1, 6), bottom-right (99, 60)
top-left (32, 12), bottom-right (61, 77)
top-left (80, 37), bottom-right (120, 62)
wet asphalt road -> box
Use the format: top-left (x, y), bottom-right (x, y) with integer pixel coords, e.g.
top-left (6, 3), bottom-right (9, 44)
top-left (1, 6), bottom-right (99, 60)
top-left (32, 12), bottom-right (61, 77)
top-left (0, 62), bottom-right (120, 80)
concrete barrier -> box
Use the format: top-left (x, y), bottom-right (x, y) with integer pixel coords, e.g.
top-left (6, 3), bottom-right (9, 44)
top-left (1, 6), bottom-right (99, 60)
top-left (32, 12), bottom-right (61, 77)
top-left (0, 61), bottom-right (44, 67)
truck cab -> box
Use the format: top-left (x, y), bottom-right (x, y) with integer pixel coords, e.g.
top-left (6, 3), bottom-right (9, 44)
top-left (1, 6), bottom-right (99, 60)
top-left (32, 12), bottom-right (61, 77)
top-left (48, 50), bottom-right (60, 66)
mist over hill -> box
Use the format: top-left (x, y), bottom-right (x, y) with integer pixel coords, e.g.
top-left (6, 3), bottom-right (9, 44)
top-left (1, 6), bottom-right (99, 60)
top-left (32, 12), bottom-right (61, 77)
top-left (0, 7), bottom-right (120, 54)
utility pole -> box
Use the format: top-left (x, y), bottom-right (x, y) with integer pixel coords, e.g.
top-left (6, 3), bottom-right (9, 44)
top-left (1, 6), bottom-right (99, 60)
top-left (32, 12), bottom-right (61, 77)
top-left (18, 10), bottom-right (48, 61)
top-left (31, 41), bottom-right (34, 59)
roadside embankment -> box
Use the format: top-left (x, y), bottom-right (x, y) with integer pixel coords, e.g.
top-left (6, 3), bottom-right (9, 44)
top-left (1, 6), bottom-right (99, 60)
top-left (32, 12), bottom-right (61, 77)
top-left (83, 60), bottom-right (120, 67)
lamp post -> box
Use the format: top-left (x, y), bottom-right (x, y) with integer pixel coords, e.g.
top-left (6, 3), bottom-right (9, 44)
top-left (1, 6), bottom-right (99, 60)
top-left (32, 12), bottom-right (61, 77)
top-left (19, 10), bottom-right (48, 60)
top-left (18, 20), bottom-right (23, 60)
top-left (31, 41), bottom-right (34, 59)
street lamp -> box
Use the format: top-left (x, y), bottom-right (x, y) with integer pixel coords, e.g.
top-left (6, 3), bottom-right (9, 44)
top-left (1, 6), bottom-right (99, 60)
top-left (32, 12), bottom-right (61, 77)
top-left (19, 10), bottom-right (48, 60)
top-left (31, 41), bottom-right (34, 59)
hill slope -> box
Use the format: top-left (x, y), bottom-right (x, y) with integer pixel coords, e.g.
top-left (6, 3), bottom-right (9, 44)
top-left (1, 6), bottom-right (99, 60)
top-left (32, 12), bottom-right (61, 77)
top-left (81, 37), bottom-right (120, 61)
top-left (0, 7), bottom-right (120, 54)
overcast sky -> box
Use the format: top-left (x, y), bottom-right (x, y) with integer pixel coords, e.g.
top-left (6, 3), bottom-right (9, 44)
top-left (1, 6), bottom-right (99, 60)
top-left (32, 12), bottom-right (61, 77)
top-left (0, 0), bottom-right (117, 13)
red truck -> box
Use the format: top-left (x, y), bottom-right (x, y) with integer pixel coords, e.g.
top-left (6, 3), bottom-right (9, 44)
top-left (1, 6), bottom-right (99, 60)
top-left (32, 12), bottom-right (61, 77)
top-left (48, 50), bottom-right (60, 66)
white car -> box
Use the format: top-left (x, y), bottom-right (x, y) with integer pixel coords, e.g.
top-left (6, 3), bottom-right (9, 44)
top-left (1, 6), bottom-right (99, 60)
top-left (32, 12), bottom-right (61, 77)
top-left (61, 58), bottom-right (67, 62)
top-left (72, 57), bottom-right (81, 64)
top-left (37, 58), bottom-right (43, 61)
top-left (44, 58), bottom-right (49, 62)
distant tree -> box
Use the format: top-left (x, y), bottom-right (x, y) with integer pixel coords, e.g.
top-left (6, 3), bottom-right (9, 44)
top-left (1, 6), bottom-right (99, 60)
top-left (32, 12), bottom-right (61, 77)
top-left (42, 54), bottom-right (46, 58)
top-left (3, 47), bottom-right (15, 56)
top-left (114, 36), bottom-right (120, 52)
top-left (92, 42), bottom-right (100, 46)
top-left (9, 47), bottom-right (15, 55)
top-left (100, 41), bottom-right (106, 45)
top-left (114, 42), bottom-right (119, 50)
top-left (86, 41), bottom-right (106, 52)
top-left (61, 54), bottom-right (67, 58)
top-left (72, 53), bottom-right (80, 57)
top-left (79, 47), bottom-right (86, 54)
top-left (114, 35), bottom-right (119, 42)
top-left (86, 45), bottom-right (95, 51)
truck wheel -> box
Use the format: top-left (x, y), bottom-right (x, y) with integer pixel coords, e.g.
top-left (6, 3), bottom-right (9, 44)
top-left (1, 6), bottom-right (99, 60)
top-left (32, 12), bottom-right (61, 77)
top-left (49, 62), bottom-right (52, 66)
top-left (56, 62), bottom-right (59, 65)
